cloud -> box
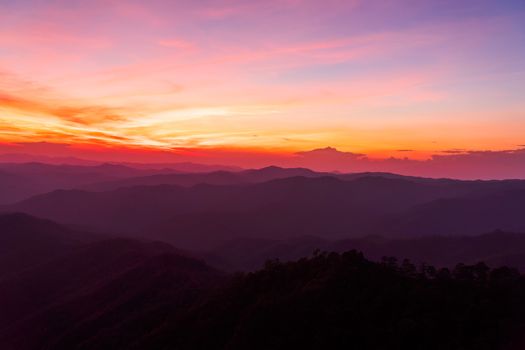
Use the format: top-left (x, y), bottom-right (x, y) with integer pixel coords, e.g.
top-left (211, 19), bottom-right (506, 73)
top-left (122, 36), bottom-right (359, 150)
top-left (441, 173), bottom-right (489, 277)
top-left (0, 91), bottom-right (127, 126)
top-left (291, 147), bottom-right (525, 179)
top-left (0, 71), bottom-right (131, 127)
top-left (52, 106), bottom-right (127, 125)
top-left (441, 149), bottom-right (467, 154)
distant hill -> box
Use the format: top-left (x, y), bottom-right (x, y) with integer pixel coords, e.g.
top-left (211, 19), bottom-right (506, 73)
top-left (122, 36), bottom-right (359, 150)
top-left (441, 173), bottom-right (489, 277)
top-left (81, 166), bottom-right (329, 191)
top-left (119, 161), bottom-right (243, 173)
top-left (0, 154), bottom-right (100, 166)
top-left (0, 170), bottom-right (41, 205)
top-left (4, 176), bottom-right (455, 248)
top-left (81, 166), bottom-right (463, 193)
top-left (82, 171), bottom-right (248, 191)
top-left (0, 162), bottom-right (178, 205)
top-left (6, 173), bottom-right (525, 249)
top-left (0, 154), bottom-right (242, 173)
top-left (385, 190), bottom-right (525, 236)
top-left (0, 163), bottom-right (328, 204)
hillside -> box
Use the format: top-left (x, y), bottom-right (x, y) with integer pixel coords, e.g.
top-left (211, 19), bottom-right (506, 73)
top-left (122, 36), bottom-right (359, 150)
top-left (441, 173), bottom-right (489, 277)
top-left (6, 173), bottom-right (525, 249)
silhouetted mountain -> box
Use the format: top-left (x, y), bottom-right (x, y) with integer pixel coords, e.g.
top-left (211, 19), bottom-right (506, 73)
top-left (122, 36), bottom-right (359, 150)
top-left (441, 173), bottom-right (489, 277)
top-left (0, 170), bottom-right (41, 205)
top-left (0, 162), bottom-right (178, 204)
top-left (5, 185), bottom-right (196, 234)
top-left (0, 154), bottom-right (241, 172)
top-left (1, 214), bottom-right (525, 349)
top-left (82, 171), bottom-right (247, 191)
top-left (2, 238), bottom-right (525, 349)
top-left (6, 176), bottom-right (456, 248)
top-left (239, 165), bottom-right (327, 181)
top-left (203, 235), bottom-right (328, 271)
top-left (0, 238), bottom-right (220, 350)
top-left (338, 171), bottom-right (435, 182)
top-left (0, 153), bottom-right (100, 166)
top-left (79, 252), bottom-right (525, 349)
top-left (7, 174), bottom-right (525, 250)
top-left (205, 231), bottom-right (525, 272)
top-left (119, 161), bottom-right (243, 173)
top-left (0, 163), bottom-right (325, 204)
top-left (386, 190), bottom-right (525, 236)
top-left (80, 166), bottom-right (444, 193)
top-left (0, 213), bottom-right (93, 277)
top-left (0, 162), bottom-right (150, 178)
top-left (81, 166), bottom-right (328, 191)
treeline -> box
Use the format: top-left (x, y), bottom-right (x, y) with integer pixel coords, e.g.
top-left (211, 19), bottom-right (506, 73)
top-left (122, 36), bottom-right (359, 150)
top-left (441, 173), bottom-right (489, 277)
top-left (4, 244), bottom-right (525, 349)
top-left (138, 251), bottom-right (525, 350)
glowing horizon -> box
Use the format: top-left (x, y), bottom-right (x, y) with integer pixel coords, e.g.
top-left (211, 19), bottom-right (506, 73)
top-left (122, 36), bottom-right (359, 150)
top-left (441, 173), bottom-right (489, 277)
top-left (1, 0), bottom-right (525, 162)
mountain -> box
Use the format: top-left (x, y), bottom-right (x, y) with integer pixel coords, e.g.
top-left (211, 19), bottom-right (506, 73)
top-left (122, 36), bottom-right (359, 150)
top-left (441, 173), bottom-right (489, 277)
top-left (239, 165), bottom-right (326, 181)
top-left (0, 170), bottom-right (41, 205)
top-left (0, 154), bottom-right (241, 172)
top-left (82, 171), bottom-right (247, 191)
top-left (5, 176), bottom-right (457, 248)
top-left (0, 237), bottom-right (220, 350)
top-left (114, 252), bottom-right (525, 349)
top-left (6, 173), bottom-right (525, 250)
top-left (80, 166), bottom-right (448, 193)
top-left (119, 161), bottom-right (242, 173)
top-left (335, 231), bottom-right (525, 272)
top-left (2, 241), bottom-right (524, 349)
top-left (0, 153), bottom-right (100, 166)
top-left (0, 213), bottom-right (94, 278)
top-left (142, 176), bottom-right (525, 249)
top-left (4, 185), bottom-right (197, 233)
top-left (0, 163), bottom-right (312, 205)
top-left (204, 231), bottom-right (525, 272)
top-left (385, 189), bottom-right (525, 236)
top-left (0, 162), bottom-right (177, 205)
top-left (2, 213), bottom-right (525, 349)
top-left (81, 166), bottom-right (328, 192)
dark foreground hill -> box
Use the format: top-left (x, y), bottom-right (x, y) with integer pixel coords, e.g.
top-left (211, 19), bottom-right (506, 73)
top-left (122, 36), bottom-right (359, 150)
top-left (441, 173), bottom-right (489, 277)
top-left (1, 214), bottom-right (525, 349)
top-left (0, 213), bottom-right (98, 277)
top-left (3, 249), bottom-right (525, 350)
top-left (142, 251), bottom-right (525, 350)
top-left (0, 237), bottom-right (221, 350)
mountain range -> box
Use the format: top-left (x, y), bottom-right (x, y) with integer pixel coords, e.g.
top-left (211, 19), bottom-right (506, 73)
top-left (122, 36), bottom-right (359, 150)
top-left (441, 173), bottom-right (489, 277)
top-left (3, 166), bottom-right (525, 249)
top-left (3, 163), bottom-right (525, 349)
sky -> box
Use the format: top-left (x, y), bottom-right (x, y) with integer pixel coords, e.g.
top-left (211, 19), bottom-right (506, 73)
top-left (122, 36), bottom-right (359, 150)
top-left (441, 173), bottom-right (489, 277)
top-left (1, 0), bottom-right (525, 177)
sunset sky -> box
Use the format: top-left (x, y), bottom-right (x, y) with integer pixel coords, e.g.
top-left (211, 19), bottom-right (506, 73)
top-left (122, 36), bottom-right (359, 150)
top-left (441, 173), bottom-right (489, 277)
top-left (1, 0), bottom-right (525, 175)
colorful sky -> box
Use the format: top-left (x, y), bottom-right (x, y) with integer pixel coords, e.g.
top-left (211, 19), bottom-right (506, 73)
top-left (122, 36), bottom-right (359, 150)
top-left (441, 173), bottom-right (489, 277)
top-left (1, 0), bottom-right (525, 176)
